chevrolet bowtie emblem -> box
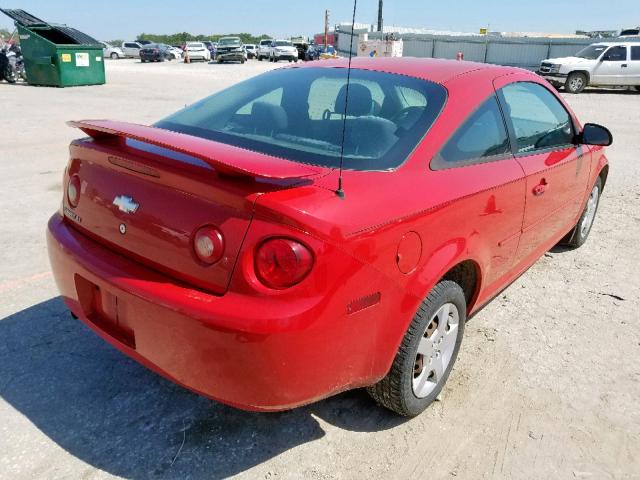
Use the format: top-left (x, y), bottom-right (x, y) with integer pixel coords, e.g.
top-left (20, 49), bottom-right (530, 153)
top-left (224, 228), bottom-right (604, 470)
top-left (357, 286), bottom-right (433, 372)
top-left (113, 195), bottom-right (139, 214)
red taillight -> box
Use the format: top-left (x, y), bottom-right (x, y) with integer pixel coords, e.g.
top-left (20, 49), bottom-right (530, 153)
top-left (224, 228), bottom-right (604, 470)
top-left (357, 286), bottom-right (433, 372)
top-left (193, 226), bottom-right (224, 265)
top-left (67, 174), bottom-right (81, 208)
top-left (255, 238), bottom-right (314, 289)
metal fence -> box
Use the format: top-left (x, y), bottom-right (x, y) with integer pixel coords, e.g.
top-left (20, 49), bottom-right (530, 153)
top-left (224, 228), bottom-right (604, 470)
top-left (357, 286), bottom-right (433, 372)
top-left (336, 29), bottom-right (640, 70)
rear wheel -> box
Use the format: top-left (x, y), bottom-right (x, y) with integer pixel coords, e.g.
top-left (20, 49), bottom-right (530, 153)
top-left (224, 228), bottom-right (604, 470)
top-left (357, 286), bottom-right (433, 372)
top-left (562, 177), bottom-right (602, 248)
top-left (565, 72), bottom-right (587, 94)
top-left (4, 65), bottom-right (16, 83)
top-left (635, 86), bottom-right (640, 92)
top-left (367, 280), bottom-right (466, 417)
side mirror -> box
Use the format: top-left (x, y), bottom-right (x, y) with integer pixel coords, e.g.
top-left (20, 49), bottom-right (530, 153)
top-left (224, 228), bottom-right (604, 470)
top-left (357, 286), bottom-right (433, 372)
top-left (579, 123), bottom-right (613, 146)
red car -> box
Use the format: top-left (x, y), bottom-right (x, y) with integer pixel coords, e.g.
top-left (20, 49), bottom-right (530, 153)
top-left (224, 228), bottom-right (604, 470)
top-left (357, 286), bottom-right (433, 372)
top-left (47, 58), bottom-right (611, 416)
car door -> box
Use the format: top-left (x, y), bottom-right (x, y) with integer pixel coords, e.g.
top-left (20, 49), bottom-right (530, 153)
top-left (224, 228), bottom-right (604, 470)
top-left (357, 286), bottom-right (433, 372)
top-left (496, 79), bottom-right (592, 264)
top-left (591, 45), bottom-right (628, 85)
top-left (429, 94), bottom-right (525, 285)
top-left (628, 45), bottom-right (640, 85)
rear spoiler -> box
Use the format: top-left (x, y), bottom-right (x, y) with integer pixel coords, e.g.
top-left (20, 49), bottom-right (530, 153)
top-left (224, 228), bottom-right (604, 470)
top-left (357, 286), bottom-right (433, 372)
top-left (67, 120), bottom-right (322, 180)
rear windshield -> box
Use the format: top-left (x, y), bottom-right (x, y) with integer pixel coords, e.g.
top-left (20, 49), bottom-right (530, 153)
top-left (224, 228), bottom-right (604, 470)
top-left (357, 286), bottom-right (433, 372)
top-left (156, 67), bottom-right (447, 171)
top-left (275, 41), bottom-right (292, 47)
top-left (220, 38), bottom-right (241, 45)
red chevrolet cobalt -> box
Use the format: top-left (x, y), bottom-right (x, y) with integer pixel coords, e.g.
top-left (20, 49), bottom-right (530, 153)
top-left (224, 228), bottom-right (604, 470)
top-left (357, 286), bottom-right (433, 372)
top-left (47, 58), bottom-right (611, 416)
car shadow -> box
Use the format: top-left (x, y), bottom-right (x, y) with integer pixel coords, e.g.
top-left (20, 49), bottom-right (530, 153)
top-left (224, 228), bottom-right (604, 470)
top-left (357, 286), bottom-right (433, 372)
top-left (0, 298), bottom-right (407, 479)
top-left (581, 87), bottom-right (639, 95)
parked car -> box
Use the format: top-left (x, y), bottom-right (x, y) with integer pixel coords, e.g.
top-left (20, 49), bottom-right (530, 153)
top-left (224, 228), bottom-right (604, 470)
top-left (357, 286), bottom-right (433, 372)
top-left (270, 39), bottom-right (298, 62)
top-left (137, 40), bottom-right (152, 45)
top-left (49, 58), bottom-right (611, 417)
top-left (257, 38), bottom-right (273, 61)
top-left (121, 41), bottom-right (143, 58)
top-left (292, 39), bottom-right (308, 60)
top-left (244, 44), bottom-right (257, 59)
top-left (167, 46), bottom-right (183, 60)
top-left (184, 42), bottom-right (211, 62)
top-left (139, 43), bottom-right (173, 63)
top-left (619, 27), bottom-right (640, 38)
top-left (216, 36), bottom-right (245, 63)
top-left (101, 41), bottom-right (124, 60)
top-left (202, 41), bottom-right (216, 56)
top-left (538, 42), bottom-right (640, 93)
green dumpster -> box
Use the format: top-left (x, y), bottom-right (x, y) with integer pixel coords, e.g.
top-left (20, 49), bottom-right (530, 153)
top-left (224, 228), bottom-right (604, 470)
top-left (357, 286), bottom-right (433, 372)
top-left (0, 8), bottom-right (105, 87)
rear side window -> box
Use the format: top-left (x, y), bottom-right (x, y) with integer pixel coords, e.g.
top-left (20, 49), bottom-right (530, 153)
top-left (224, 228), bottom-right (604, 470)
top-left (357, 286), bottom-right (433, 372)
top-left (500, 82), bottom-right (574, 153)
top-left (432, 96), bottom-right (510, 168)
top-left (603, 46), bottom-right (627, 61)
top-left (632, 46), bottom-right (640, 61)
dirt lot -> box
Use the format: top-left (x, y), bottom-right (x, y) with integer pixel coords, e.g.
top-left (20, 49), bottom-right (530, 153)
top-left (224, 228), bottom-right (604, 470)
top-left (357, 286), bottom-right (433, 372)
top-left (1, 59), bottom-right (639, 480)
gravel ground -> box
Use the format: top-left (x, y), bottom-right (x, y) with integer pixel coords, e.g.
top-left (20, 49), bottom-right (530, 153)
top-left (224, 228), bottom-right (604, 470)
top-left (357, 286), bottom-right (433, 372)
top-left (0, 59), bottom-right (639, 480)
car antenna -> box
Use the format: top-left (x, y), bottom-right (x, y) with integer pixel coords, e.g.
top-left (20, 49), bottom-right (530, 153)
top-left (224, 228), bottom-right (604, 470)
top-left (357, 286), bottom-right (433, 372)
top-left (336, 0), bottom-right (358, 199)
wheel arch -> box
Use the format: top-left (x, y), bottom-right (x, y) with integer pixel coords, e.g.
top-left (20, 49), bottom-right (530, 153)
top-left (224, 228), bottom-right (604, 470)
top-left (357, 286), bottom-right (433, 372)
top-left (440, 260), bottom-right (482, 312)
top-left (568, 70), bottom-right (591, 84)
top-left (598, 163), bottom-right (609, 191)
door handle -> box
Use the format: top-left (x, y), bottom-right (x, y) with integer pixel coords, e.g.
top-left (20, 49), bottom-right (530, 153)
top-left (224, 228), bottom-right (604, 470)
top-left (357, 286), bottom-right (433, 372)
top-left (533, 179), bottom-right (548, 196)
top-left (622, 64), bottom-right (628, 68)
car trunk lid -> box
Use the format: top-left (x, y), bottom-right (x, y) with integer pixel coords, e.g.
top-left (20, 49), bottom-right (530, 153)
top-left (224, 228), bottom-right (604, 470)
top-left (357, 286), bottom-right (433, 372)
top-left (64, 120), bottom-right (326, 294)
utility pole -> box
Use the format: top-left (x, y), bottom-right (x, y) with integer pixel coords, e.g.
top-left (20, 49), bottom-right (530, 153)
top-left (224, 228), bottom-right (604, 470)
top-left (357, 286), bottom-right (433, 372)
top-left (377, 0), bottom-right (383, 32)
top-left (324, 9), bottom-right (330, 53)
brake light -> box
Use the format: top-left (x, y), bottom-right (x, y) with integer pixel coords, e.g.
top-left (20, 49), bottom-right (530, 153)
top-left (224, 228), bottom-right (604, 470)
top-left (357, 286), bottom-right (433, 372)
top-left (193, 226), bottom-right (224, 265)
top-left (67, 174), bottom-right (81, 208)
top-left (255, 238), bottom-right (314, 289)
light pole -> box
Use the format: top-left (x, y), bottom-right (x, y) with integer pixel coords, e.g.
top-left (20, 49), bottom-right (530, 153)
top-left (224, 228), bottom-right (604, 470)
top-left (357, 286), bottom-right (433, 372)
top-left (377, 0), bottom-right (383, 32)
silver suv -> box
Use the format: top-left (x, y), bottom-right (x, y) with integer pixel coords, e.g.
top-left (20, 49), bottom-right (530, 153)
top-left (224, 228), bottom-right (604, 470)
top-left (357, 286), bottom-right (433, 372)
top-left (257, 39), bottom-right (273, 61)
top-left (538, 42), bottom-right (640, 93)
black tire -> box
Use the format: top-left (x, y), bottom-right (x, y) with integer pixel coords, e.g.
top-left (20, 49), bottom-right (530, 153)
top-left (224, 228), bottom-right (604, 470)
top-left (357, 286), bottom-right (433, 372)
top-left (258, 56), bottom-right (263, 61)
top-left (4, 66), bottom-right (17, 83)
top-left (634, 86), bottom-right (640, 92)
top-left (562, 177), bottom-right (602, 248)
top-left (110, 52), bottom-right (119, 60)
top-left (367, 280), bottom-right (466, 417)
top-left (141, 59), bottom-right (147, 63)
top-left (565, 72), bottom-right (587, 94)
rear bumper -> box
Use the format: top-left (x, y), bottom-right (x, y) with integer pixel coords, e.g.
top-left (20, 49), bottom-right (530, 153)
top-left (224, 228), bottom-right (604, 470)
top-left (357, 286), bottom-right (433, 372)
top-left (46, 214), bottom-right (384, 411)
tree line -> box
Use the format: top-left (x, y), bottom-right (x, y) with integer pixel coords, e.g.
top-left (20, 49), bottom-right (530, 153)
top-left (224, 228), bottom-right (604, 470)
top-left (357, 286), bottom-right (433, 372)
top-left (108, 32), bottom-right (272, 46)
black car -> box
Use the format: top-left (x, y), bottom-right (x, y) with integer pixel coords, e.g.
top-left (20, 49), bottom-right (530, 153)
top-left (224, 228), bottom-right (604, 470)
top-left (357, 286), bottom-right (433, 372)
top-left (140, 44), bottom-right (173, 63)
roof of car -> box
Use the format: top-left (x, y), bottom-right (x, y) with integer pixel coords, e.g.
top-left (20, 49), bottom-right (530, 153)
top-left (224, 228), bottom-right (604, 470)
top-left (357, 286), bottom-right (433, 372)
top-left (587, 41), bottom-right (640, 46)
top-left (296, 57), bottom-right (516, 84)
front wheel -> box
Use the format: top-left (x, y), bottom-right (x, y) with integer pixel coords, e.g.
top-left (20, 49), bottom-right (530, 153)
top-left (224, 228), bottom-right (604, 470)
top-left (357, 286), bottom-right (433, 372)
top-left (110, 52), bottom-right (119, 60)
top-left (367, 280), bottom-right (466, 417)
top-left (565, 72), bottom-right (587, 94)
top-left (634, 86), bottom-right (640, 92)
top-left (562, 177), bottom-right (602, 248)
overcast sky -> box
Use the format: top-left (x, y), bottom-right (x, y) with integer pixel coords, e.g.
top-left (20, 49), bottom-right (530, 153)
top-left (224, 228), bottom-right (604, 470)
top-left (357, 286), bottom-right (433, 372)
top-left (1, 0), bottom-right (635, 40)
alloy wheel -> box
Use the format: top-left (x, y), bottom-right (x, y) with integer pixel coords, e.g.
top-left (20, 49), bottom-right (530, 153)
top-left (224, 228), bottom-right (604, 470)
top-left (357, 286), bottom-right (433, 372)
top-left (413, 303), bottom-right (459, 398)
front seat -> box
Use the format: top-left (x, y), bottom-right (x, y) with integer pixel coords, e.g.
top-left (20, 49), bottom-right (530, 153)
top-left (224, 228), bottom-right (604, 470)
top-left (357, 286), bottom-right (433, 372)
top-left (250, 101), bottom-right (288, 136)
top-left (332, 83), bottom-right (374, 118)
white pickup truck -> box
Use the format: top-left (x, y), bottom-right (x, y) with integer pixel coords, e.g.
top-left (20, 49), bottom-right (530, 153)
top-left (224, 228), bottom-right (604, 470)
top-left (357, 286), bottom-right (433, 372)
top-left (538, 41), bottom-right (640, 93)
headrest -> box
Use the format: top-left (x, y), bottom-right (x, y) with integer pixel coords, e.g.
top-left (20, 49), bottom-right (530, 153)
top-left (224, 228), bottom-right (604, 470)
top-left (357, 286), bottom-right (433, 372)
top-left (251, 101), bottom-right (288, 131)
top-left (335, 83), bottom-right (373, 117)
